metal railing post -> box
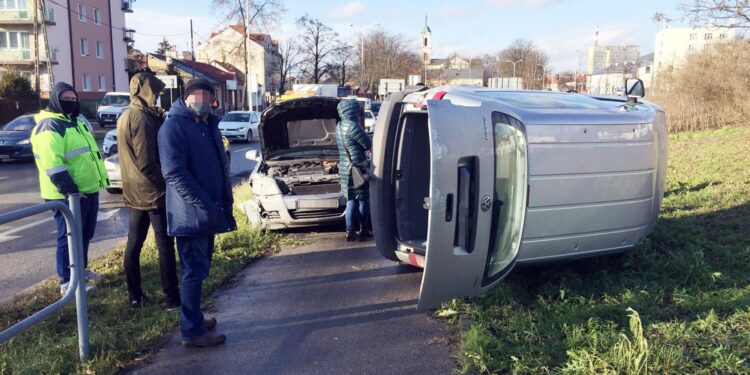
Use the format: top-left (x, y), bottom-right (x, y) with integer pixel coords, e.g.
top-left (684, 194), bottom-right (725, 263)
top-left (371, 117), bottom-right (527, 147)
top-left (68, 194), bottom-right (90, 361)
top-left (0, 195), bottom-right (90, 362)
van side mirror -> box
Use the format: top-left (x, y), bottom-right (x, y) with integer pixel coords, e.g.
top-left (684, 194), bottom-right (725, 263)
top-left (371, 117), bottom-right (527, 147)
top-left (625, 78), bottom-right (645, 105)
top-left (245, 150), bottom-right (259, 161)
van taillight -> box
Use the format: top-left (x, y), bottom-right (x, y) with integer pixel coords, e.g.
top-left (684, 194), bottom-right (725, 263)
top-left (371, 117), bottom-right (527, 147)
top-left (433, 91), bottom-right (447, 100)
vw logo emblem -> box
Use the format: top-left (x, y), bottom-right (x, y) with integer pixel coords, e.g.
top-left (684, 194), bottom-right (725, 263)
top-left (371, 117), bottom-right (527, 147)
top-left (481, 195), bottom-right (492, 212)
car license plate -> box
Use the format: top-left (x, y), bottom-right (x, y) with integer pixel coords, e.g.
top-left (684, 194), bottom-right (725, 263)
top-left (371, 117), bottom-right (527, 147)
top-left (297, 199), bottom-right (338, 209)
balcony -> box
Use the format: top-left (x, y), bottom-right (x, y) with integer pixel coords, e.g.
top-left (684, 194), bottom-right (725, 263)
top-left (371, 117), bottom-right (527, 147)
top-left (122, 0), bottom-right (134, 13)
top-left (0, 9), bottom-right (55, 25)
top-left (0, 50), bottom-right (33, 66)
top-left (123, 29), bottom-right (135, 43)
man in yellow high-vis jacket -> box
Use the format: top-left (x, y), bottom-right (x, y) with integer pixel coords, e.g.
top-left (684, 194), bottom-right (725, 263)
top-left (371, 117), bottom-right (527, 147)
top-left (30, 82), bottom-right (110, 296)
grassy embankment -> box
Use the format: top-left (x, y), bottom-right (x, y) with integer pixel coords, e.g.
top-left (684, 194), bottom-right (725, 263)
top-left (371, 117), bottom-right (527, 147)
top-left (446, 126), bottom-right (750, 374)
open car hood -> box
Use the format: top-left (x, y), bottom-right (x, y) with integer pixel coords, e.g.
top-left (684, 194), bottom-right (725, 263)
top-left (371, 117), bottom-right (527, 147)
top-left (259, 97), bottom-right (341, 160)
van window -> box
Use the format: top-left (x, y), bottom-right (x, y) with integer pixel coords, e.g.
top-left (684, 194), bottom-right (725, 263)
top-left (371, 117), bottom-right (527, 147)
top-left (485, 112), bottom-right (527, 283)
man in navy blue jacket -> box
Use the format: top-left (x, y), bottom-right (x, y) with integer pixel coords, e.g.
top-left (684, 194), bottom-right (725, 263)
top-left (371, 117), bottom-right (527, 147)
top-left (158, 79), bottom-right (237, 347)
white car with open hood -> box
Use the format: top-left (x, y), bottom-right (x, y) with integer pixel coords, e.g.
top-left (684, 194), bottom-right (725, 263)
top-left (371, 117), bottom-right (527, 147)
top-left (240, 97), bottom-right (347, 230)
top-left (369, 80), bottom-right (668, 309)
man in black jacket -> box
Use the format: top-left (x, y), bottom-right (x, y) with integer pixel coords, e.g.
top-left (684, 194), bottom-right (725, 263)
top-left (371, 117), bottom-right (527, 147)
top-left (117, 73), bottom-right (180, 309)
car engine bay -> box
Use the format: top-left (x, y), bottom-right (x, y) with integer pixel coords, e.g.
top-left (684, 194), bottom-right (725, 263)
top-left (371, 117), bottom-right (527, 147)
top-left (262, 159), bottom-right (341, 196)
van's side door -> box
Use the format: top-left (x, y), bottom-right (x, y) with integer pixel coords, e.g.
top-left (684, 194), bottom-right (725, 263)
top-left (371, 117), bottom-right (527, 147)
top-left (417, 100), bottom-right (525, 309)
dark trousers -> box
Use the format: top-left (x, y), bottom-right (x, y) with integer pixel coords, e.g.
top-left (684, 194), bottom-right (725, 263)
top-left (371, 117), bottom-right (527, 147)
top-left (123, 207), bottom-right (179, 304)
top-left (176, 235), bottom-right (214, 340)
top-left (52, 193), bottom-right (99, 284)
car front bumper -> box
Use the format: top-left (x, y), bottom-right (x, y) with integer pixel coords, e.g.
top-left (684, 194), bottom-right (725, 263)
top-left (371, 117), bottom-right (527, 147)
top-left (97, 114), bottom-right (118, 125)
top-left (240, 192), bottom-right (345, 230)
top-left (220, 129), bottom-right (250, 141)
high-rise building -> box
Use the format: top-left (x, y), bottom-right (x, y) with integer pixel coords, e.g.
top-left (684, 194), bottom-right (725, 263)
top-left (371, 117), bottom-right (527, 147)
top-left (653, 24), bottom-right (739, 75)
top-left (587, 45), bottom-right (641, 75)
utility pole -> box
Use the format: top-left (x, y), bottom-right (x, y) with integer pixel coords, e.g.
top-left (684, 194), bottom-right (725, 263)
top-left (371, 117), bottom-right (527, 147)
top-left (190, 19), bottom-right (196, 78)
top-left (33, 0), bottom-right (41, 107)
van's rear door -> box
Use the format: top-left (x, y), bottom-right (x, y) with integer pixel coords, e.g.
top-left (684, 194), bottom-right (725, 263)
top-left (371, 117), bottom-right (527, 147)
top-left (417, 99), bottom-right (504, 310)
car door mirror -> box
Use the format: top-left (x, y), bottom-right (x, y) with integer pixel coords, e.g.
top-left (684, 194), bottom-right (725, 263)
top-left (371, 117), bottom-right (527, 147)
top-left (245, 150), bottom-right (259, 161)
top-left (625, 79), bottom-right (644, 98)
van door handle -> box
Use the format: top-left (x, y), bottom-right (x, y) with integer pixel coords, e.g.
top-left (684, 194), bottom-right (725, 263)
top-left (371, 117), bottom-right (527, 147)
top-left (445, 194), bottom-right (453, 221)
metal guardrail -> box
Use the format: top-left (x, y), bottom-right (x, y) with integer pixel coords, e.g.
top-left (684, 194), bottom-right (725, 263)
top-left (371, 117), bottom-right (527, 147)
top-left (0, 195), bottom-right (90, 361)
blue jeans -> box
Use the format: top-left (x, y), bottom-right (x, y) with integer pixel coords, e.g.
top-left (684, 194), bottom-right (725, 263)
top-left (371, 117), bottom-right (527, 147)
top-left (176, 235), bottom-right (214, 340)
top-left (345, 199), bottom-right (369, 232)
top-left (51, 193), bottom-right (99, 284)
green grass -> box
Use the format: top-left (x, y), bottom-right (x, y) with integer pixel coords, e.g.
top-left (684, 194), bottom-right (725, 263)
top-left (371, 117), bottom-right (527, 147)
top-left (0, 183), bottom-right (278, 375)
top-left (444, 126), bottom-right (750, 374)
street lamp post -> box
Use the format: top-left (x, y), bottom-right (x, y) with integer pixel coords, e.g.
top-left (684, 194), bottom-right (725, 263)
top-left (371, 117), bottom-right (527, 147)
top-left (505, 59), bottom-right (523, 78)
top-left (349, 23), bottom-right (380, 94)
top-left (537, 63), bottom-right (549, 90)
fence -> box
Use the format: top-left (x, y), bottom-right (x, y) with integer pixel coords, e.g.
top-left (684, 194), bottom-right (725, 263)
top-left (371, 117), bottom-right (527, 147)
top-left (0, 195), bottom-right (90, 361)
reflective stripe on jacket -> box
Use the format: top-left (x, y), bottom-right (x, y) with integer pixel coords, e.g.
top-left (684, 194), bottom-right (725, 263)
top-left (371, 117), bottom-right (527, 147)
top-left (31, 110), bottom-right (109, 200)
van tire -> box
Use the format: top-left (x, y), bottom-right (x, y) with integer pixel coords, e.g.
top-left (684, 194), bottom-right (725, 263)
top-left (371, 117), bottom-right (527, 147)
top-left (246, 129), bottom-right (253, 143)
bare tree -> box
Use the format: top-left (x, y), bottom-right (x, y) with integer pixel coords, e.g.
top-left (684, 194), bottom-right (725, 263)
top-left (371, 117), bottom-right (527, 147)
top-left (296, 15), bottom-right (344, 84)
top-left (493, 39), bottom-right (550, 89)
top-left (355, 30), bottom-right (422, 92)
top-left (274, 39), bottom-right (300, 93)
top-left (325, 43), bottom-right (354, 86)
top-left (679, 0), bottom-right (750, 28)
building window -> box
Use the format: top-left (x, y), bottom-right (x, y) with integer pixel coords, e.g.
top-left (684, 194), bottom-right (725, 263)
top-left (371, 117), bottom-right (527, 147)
top-left (8, 31), bottom-right (18, 48)
top-left (93, 8), bottom-right (101, 24)
top-left (688, 44), bottom-right (695, 51)
top-left (80, 38), bottom-right (88, 56)
top-left (82, 74), bottom-right (91, 91)
top-left (424, 37), bottom-right (427, 47)
top-left (720, 33), bottom-right (727, 40)
top-left (77, 3), bottom-right (86, 21)
top-left (689, 33), bottom-right (697, 40)
top-left (704, 33), bottom-right (713, 40)
top-left (0, 32), bottom-right (6, 49)
top-left (95, 41), bottom-right (104, 59)
top-left (0, 0), bottom-right (29, 10)
top-left (98, 75), bottom-right (105, 91)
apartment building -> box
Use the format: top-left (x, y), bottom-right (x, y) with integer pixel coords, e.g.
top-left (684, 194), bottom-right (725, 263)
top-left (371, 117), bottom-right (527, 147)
top-left (0, 0), bottom-right (131, 104)
top-left (653, 24), bottom-right (740, 74)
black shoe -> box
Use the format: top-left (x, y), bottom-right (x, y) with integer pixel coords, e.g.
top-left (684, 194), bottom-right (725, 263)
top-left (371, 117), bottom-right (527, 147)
top-left (129, 295), bottom-right (150, 309)
top-left (204, 317), bottom-right (217, 331)
top-left (165, 300), bottom-right (181, 312)
top-left (181, 332), bottom-right (226, 348)
top-left (357, 229), bottom-right (373, 239)
top-left (346, 230), bottom-right (358, 241)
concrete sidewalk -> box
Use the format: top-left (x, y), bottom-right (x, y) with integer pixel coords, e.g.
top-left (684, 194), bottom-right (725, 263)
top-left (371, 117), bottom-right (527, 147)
top-left (129, 232), bottom-right (456, 375)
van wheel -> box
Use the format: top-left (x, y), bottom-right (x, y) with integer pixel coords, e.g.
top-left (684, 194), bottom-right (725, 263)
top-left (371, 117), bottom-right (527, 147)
top-left (246, 129), bottom-right (253, 143)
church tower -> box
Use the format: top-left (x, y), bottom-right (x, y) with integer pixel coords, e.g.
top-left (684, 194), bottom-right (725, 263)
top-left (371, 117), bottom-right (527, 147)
top-left (421, 15), bottom-right (432, 64)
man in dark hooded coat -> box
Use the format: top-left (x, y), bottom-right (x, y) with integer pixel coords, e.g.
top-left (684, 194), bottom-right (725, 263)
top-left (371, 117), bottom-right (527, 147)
top-left (117, 73), bottom-right (180, 309)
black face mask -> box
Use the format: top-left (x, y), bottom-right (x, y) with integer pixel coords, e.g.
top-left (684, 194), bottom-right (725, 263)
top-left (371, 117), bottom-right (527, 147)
top-left (60, 100), bottom-right (78, 115)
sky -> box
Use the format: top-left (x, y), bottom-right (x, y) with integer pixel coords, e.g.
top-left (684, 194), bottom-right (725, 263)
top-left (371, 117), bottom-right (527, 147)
top-left (126, 0), bottom-right (691, 73)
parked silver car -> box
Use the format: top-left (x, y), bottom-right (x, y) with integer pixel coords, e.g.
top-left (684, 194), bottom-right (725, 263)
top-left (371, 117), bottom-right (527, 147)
top-left (240, 97), bottom-right (347, 230)
top-left (370, 80), bottom-right (668, 309)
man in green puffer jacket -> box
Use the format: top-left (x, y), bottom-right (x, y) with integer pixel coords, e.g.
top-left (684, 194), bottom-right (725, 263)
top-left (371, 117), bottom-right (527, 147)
top-left (335, 99), bottom-right (372, 241)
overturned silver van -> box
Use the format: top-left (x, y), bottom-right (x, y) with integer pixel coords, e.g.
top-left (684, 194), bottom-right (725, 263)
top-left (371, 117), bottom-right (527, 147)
top-left (371, 81), bottom-right (668, 309)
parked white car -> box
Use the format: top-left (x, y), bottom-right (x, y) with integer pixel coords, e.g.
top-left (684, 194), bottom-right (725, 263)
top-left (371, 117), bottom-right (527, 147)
top-left (219, 111), bottom-right (260, 142)
top-left (370, 80), bottom-right (667, 309)
top-left (364, 109), bottom-right (376, 133)
top-left (96, 92), bottom-right (130, 127)
top-left (102, 129), bottom-right (117, 156)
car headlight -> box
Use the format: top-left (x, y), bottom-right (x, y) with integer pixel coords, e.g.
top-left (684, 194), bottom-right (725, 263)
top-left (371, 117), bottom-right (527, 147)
top-left (17, 138), bottom-right (30, 145)
top-left (105, 134), bottom-right (116, 142)
top-left (251, 176), bottom-right (282, 196)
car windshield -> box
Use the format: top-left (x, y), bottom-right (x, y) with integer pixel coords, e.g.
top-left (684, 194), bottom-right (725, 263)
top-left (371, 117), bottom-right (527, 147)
top-left (223, 113), bottom-right (251, 122)
top-left (3, 116), bottom-right (35, 131)
top-left (100, 95), bottom-right (130, 107)
top-left (269, 148), bottom-right (339, 161)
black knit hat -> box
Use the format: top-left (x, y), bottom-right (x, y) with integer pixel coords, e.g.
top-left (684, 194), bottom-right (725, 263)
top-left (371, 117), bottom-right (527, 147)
top-left (184, 78), bottom-right (215, 99)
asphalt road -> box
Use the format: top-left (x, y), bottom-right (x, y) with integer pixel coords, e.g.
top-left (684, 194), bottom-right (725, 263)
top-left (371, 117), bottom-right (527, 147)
top-left (129, 231), bottom-right (455, 375)
top-left (0, 127), bottom-right (259, 306)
